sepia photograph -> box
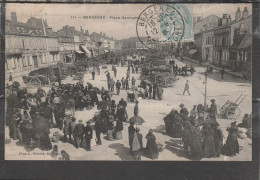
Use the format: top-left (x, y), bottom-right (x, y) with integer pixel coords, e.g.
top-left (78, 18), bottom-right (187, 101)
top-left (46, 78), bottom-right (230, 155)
top-left (4, 3), bottom-right (252, 161)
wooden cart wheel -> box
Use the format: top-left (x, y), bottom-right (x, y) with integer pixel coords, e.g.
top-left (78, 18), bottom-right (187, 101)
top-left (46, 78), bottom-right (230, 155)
top-left (226, 105), bottom-right (241, 120)
top-left (29, 77), bottom-right (41, 87)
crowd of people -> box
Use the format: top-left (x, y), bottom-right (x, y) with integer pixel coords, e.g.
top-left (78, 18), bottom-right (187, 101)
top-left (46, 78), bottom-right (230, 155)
top-left (5, 52), bottom-right (250, 161)
top-left (163, 99), bottom-right (249, 160)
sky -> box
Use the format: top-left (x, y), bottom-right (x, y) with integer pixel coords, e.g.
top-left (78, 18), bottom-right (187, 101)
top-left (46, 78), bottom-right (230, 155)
top-left (6, 3), bottom-right (252, 40)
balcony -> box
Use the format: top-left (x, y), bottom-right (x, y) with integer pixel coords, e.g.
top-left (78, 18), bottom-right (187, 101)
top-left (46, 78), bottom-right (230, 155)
top-left (5, 48), bottom-right (23, 55)
top-left (49, 47), bottom-right (60, 52)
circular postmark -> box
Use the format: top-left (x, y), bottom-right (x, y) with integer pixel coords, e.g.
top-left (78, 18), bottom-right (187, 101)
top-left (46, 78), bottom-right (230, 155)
top-left (136, 5), bottom-right (185, 50)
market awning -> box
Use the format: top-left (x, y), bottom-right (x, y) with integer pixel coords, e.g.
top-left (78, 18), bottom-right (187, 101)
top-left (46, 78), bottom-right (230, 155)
top-left (75, 50), bottom-right (84, 54)
top-left (188, 49), bottom-right (198, 54)
top-left (80, 45), bottom-right (92, 55)
top-left (238, 33), bottom-right (252, 49)
top-left (104, 50), bottom-right (109, 53)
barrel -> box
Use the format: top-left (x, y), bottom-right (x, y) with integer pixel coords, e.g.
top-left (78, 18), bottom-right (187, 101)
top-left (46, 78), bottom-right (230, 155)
top-left (107, 130), bottom-right (113, 141)
top-left (116, 131), bottom-right (123, 140)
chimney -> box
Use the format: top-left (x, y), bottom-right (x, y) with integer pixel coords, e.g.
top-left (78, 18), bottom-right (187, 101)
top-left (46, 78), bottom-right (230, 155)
top-left (242, 7), bottom-right (249, 19)
top-left (85, 30), bottom-right (89, 35)
top-left (197, 16), bottom-right (201, 22)
top-left (103, 33), bottom-right (106, 38)
top-left (100, 32), bottom-right (102, 36)
top-left (235, 7), bottom-right (241, 21)
top-left (228, 15), bottom-right (232, 23)
top-left (11, 12), bottom-right (17, 22)
top-left (80, 26), bottom-right (83, 33)
top-left (221, 14), bottom-right (228, 25)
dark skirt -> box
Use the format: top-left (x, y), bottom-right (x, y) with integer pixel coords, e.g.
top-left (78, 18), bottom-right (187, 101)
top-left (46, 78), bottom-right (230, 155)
top-left (145, 140), bottom-right (159, 159)
top-left (37, 132), bottom-right (52, 151)
top-left (190, 136), bottom-right (203, 160)
top-left (223, 133), bottom-right (239, 156)
top-left (202, 135), bottom-right (215, 158)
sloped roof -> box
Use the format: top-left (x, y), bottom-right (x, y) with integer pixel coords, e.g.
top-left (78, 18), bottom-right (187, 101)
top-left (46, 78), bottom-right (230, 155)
top-left (6, 18), bottom-right (57, 37)
top-left (6, 20), bottom-right (44, 36)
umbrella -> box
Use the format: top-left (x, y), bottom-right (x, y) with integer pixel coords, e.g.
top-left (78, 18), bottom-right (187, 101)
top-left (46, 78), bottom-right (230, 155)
top-left (97, 101), bottom-right (111, 110)
top-left (129, 116), bottom-right (145, 125)
top-left (12, 81), bottom-right (20, 87)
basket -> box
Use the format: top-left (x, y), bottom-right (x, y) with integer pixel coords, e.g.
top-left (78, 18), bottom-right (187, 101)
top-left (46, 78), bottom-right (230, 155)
top-left (107, 130), bottom-right (113, 141)
top-left (116, 131), bottom-right (123, 140)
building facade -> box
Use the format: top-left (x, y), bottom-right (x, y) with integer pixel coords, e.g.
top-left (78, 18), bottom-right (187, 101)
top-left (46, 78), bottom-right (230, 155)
top-left (5, 13), bottom-right (60, 77)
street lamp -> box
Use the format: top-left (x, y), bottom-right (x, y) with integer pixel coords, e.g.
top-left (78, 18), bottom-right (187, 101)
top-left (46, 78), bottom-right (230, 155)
top-left (204, 70), bottom-right (208, 106)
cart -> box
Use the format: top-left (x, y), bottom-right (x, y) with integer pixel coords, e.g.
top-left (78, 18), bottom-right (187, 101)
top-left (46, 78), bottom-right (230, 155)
top-left (219, 94), bottom-right (246, 120)
top-left (127, 90), bottom-right (136, 102)
top-left (22, 67), bottom-right (57, 87)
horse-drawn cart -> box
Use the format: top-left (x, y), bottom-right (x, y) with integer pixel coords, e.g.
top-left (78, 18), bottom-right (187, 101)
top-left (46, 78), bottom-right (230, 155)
top-left (219, 94), bottom-right (246, 120)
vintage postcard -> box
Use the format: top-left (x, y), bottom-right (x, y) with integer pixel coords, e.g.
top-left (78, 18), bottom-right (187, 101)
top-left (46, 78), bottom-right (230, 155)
top-left (4, 3), bottom-right (252, 161)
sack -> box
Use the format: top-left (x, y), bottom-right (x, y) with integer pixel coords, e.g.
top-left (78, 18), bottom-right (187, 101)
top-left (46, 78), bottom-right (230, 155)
top-left (237, 132), bottom-right (247, 139)
top-left (237, 127), bottom-right (247, 134)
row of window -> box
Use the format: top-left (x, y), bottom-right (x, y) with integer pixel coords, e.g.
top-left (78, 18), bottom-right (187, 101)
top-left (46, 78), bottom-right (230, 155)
top-left (5, 54), bottom-right (59, 70)
top-left (204, 36), bottom-right (214, 45)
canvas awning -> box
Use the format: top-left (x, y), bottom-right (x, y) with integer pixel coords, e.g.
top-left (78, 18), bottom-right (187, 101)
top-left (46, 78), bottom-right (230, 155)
top-left (75, 50), bottom-right (84, 54)
top-left (104, 50), bottom-right (109, 53)
top-left (188, 49), bottom-right (198, 54)
top-left (237, 33), bottom-right (252, 50)
top-left (80, 45), bottom-right (92, 55)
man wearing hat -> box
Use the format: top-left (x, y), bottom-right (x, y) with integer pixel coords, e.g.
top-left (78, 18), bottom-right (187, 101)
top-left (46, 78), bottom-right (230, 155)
top-left (209, 99), bottom-right (217, 122)
top-left (63, 114), bottom-right (72, 142)
top-left (180, 103), bottom-right (189, 116)
top-left (190, 105), bottom-right (197, 121)
top-left (84, 122), bottom-right (93, 151)
top-left (69, 117), bottom-right (77, 143)
top-left (183, 80), bottom-right (190, 96)
top-left (73, 120), bottom-right (84, 148)
top-left (212, 122), bottom-right (223, 157)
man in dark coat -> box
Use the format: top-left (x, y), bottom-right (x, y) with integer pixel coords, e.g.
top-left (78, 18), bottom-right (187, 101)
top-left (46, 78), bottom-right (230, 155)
top-left (54, 102), bottom-right (65, 130)
top-left (220, 67), bottom-right (225, 80)
top-left (183, 80), bottom-right (190, 96)
top-left (212, 123), bottom-right (224, 157)
top-left (84, 122), bottom-right (93, 151)
top-left (148, 85), bottom-right (153, 99)
top-left (131, 77), bottom-right (136, 87)
top-left (180, 103), bottom-right (189, 116)
top-left (153, 84), bottom-right (157, 100)
top-left (116, 80), bottom-right (121, 95)
top-left (125, 78), bottom-right (129, 90)
top-left (95, 118), bottom-right (102, 145)
top-left (128, 122), bottom-right (136, 153)
top-left (121, 77), bottom-right (125, 89)
top-left (91, 71), bottom-right (95, 80)
top-left (134, 101), bottom-right (139, 116)
top-left (63, 114), bottom-right (72, 142)
top-left (73, 119), bottom-right (84, 148)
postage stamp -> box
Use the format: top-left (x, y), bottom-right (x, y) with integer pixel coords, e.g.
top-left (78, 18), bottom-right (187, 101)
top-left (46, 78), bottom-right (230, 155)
top-left (136, 4), bottom-right (193, 50)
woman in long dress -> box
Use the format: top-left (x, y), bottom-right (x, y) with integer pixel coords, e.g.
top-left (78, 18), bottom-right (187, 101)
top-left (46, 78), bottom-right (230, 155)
top-left (190, 123), bottom-right (203, 160)
top-left (201, 124), bottom-right (215, 158)
top-left (145, 129), bottom-right (159, 160)
top-left (223, 121), bottom-right (239, 156)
